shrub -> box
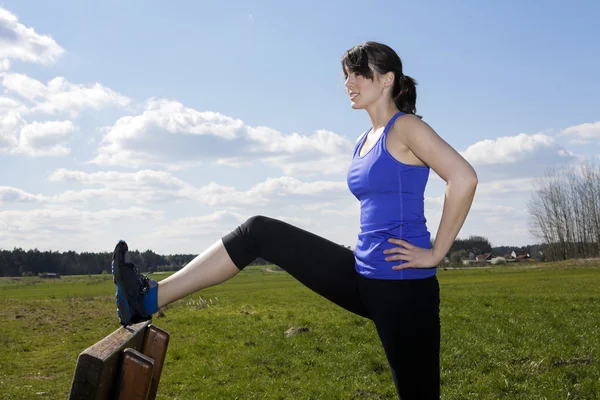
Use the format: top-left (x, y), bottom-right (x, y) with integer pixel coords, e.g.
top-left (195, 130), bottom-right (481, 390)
top-left (491, 257), bottom-right (507, 265)
top-left (450, 250), bottom-right (468, 264)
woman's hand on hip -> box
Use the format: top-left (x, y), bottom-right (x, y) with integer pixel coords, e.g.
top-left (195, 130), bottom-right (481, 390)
top-left (384, 238), bottom-right (441, 269)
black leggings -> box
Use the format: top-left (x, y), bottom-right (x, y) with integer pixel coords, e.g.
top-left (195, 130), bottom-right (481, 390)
top-left (222, 216), bottom-right (440, 400)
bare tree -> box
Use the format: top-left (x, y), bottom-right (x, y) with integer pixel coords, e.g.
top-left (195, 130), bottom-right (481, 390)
top-left (528, 160), bottom-right (600, 261)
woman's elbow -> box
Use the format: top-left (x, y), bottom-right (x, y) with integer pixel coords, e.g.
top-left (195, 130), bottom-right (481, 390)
top-left (464, 165), bottom-right (478, 188)
top-left (448, 170), bottom-right (478, 191)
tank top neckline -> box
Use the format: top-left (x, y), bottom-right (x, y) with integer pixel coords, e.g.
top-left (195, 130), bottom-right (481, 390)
top-left (356, 111), bottom-right (404, 159)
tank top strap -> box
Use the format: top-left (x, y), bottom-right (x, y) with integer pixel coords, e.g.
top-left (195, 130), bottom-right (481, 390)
top-left (382, 112), bottom-right (405, 137)
top-left (378, 111), bottom-right (404, 152)
top-left (353, 128), bottom-right (371, 158)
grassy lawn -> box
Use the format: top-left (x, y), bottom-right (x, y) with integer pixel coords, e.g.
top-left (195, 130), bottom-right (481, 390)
top-left (0, 262), bottom-right (599, 399)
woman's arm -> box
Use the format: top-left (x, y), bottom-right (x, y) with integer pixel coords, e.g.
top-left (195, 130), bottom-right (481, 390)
top-left (384, 115), bottom-right (478, 269)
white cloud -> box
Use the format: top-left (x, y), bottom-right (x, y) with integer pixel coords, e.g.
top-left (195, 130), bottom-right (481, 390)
top-left (0, 72), bottom-right (130, 156)
top-left (474, 177), bottom-right (534, 196)
top-left (0, 186), bottom-right (44, 203)
top-left (47, 169), bottom-right (349, 207)
top-left (0, 207), bottom-right (164, 251)
top-left (0, 96), bottom-right (27, 114)
top-left (247, 126), bottom-right (349, 155)
top-left (461, 133), bottom-right (579, 180)
top-left (425, 195), bottom-right (444, 206)
top-left (462, 133), bottom-right (557, 165)
top-left (144, 210), bottom-right (248, 241)
top-left (1, 73), bottom-right (46, 100)
top-left (261, 154), bottom-right (352, 175)
top-left (0, 59), bottom-right (9, 71)
top-left (91, 98), bottom-right (245, 169)
top-left (0, 173), bottom-right (353, 252)
top-left (247, 126), bottom-right (353, 175)
top-left (142, 210), bottom-right (321, 251)
top-left (470, 201), bottom-right (520, 214)
top-left (174, 176), bottom-right (347, 207)
top-left (91, 99), bottom-right (353, 175)
top-left (246, 176), bottom-right (346, 199)
top-left (0, 112), bottom-right (24, 151)
top-left (0, 8), bottom-right (65, 69)
top-left (17, 120), bottom-right (74, 156)
top-left (1, 73), bottom-right (131, 117)
top-left (0, 116), bottom-right (75, 156)
top-left (457, 200), bottom-right (530, 246)
top-left (49, 168), bottom-right (196, 204)
top-left (321, 202), bottom-right (359, 217)
top-left (0, 185), bottom-right (111, 206)
top-left (565, 138), bottom-right (592, 145)
top-left (560, 121), bottom-right (600, 141)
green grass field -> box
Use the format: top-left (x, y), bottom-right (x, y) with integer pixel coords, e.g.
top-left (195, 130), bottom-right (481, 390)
top-left (1, 262), bottom-right (599, 399)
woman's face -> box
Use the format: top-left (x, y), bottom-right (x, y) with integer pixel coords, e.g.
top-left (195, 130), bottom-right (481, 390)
top-left (344, 71), bottom-right (386, 110)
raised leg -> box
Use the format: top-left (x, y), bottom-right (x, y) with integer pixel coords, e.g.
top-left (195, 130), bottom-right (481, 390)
top-left (158, 215), bottom-right (368, 318)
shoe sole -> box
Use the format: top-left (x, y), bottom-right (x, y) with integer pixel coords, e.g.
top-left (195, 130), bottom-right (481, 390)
top-left (113, 261), bottom-right (131, 325)
top-left (112, 240), bottom-right (133, 326)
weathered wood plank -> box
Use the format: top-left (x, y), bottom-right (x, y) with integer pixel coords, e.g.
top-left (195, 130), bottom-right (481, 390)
top-left (118, 348), bottom-right (154, 400)
top-left (142, 324), bottom-right (170, 400)
top-left (69, 320), bottom-right (151, 400)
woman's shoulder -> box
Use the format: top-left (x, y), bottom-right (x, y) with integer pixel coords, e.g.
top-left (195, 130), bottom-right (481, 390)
top-left (390, 113), bottom-right (432, 138)
top-left (396, 112), bottom-right (426, 126)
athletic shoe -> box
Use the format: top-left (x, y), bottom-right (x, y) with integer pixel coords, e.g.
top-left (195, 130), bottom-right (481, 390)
top-left (111, 240), bottom-right (159, 326)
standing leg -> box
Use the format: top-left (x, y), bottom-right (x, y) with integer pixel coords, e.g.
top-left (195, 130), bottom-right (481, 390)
top-left (358, 275), bottom-right (441, 399)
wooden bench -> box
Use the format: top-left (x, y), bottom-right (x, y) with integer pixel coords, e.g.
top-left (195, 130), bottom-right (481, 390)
top-left (69, 320), bottom-right (170, 400)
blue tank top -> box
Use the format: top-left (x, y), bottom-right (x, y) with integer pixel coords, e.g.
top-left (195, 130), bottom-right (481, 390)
top-left (347, 112), bottom-right (436, 280)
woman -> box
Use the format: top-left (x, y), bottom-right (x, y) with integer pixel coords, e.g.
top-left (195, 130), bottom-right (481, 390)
top-left (112, 41), bottom-right (477, 399)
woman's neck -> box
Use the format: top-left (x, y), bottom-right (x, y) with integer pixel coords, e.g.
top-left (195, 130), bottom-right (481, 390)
top-left (365, 100), bottom-right (399, 132)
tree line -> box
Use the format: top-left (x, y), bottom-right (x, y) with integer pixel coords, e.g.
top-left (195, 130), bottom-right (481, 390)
top-left (0, 248), bottom-right (195, 277)
top-left (1, 231), bottom-right (554, 277)
top-left (0, 247), bottom-right (274, 277)
top-left (1, 236), bottom-right (538, 277)
top-left (446, 236), bottom-right (546, 264)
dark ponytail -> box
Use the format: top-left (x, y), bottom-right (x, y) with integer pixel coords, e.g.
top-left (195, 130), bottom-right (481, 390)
top-left (341, 41), bottom-right (419, 116)
top-left (393, 73), bottom-right (417, 115)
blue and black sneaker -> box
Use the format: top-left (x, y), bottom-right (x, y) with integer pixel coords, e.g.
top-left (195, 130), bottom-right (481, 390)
top-left (111, 240), bottom-right (159, 326)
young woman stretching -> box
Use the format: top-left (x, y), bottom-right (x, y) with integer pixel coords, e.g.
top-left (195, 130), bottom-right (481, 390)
top-left (112, 41), bottom-right (478, 399)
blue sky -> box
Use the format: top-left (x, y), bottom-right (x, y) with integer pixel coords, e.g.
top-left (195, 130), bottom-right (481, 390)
top-left (1, 0), bottom-right (599, 254)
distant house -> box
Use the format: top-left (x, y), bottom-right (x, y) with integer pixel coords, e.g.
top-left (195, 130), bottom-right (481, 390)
top-left (39, 272), bottom-right (61, 278)
top-left (501, 251), bottom-right (530, 262)
top-left (475, 253), bottom-right (493, 262)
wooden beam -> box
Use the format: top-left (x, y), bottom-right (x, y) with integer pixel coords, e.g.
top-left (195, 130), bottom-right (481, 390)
top-left (117, 349), bottom-right (154, 400)
top-left (142, 324), bottom-right (170, 400)
top-left (69, 320), bottom-right (151, 400)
